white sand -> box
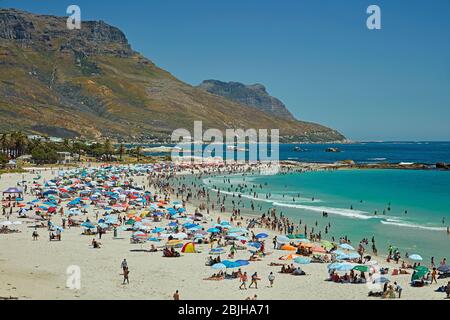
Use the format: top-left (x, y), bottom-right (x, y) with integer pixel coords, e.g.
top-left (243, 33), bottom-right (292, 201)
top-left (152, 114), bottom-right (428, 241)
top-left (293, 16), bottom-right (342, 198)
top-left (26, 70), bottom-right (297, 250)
top-left (0, 168), bottom-right (448, 300)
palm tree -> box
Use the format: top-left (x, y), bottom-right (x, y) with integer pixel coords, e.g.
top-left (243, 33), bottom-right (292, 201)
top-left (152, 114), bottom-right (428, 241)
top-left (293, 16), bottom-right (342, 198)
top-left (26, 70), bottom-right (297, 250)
top-left (135, 145), bottom-right (142, 162)
top-left (118, 143), bottom-right (125, 161)
top-left (104, 139), bottom-right (113, 161)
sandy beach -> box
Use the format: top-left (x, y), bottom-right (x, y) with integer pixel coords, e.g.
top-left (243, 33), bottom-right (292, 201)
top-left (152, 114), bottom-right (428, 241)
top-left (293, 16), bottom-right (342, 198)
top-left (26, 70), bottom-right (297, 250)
top-left (0, 164), bottom-right (449, 300)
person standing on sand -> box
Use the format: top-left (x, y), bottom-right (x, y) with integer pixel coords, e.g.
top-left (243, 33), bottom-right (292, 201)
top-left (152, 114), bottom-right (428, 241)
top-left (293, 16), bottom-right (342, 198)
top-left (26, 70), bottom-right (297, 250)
top-left (268, 272), bottom-right (275, 287)
top-left (249, 272), bottom-right (259, 289)
top-left (239, 272), bottom-right (248, 290)
top-left (122, 267), bottom-right (130, 284)
top-left (431, 268), bottom-right (438, 284)
top-left (121, 259), bottom-right (128, 273)
top-left (394, 282), bottom-right (403, 298)
top-left (173, 290), bottom-right (180, 300)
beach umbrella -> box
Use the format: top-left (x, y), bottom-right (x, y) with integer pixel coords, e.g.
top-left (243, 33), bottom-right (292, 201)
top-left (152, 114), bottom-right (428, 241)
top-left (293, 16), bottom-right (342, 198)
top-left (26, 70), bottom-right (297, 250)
top-left (209, 248), bottom-right (225, 255)
top-left (247, 242), bottom-right (261, 249)
top-left (294, 257), bottom-right (312, 265)
top-left (152, 227), bottom-right (165, 234)
top-left (280, 254), bottom-right (299, 261)
top-left (373, 276), bottom-right (390, 284)
top-left (81, 222), bottom-right (95, 229)
top-left (415, 265), bottom-right (429, 273)
top-left (173, 232), bottom-right (188, 240)
top-left (132, 231), bottom-right (147, 238)
top-left (211, 263), bottom-right (227, 270)
top-left (235, 260), bottom-right (250, 266)
top-left (221, 260), bottom-right (241, 269)
top-left (321, 240), bottom-right (334, 250)
top-left (236, 236), bottom-right (248, 242)
top-left (412, 270), bottom-right (428, 281)
top-left (437, 265), bottom-right (450, 273)
top-left (327, 262), bottom-right (354, 272)
top-left (280, 244), bottom-right (296, 251)
top-left (255, 233), bottom-right (268, 239)
top-left (353, 265), bottom-right (370, 272)
top-left (276, 235), bottom-right (290, 243)
top-left (340, 243), bottom-right (355, 251)
top-left (312, 246), bottom-right (327, 253)
top-left (409, 254), bottom-right (423, 261)
top-left (207, 228), bottom-right (220, 233)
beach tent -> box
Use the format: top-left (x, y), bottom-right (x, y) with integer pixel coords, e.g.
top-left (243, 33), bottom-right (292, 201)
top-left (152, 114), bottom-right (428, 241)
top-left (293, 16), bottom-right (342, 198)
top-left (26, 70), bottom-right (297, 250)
top-left (181, 242), bottom-right (196, 253)
top-left (3, 187), bottom-right (23, 195)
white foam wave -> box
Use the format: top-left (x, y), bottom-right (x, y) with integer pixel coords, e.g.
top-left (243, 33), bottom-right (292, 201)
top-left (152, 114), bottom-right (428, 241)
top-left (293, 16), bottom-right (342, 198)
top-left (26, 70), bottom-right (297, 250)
top-left (380, 220), bottom-right (446, 231)
top-left (271, 202), bottom-right (375, 220)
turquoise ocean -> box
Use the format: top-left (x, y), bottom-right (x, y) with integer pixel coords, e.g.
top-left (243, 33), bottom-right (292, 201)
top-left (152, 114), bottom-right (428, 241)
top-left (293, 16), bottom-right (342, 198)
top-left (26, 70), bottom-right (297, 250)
top-left (203, 169), bottom-right (450, 262)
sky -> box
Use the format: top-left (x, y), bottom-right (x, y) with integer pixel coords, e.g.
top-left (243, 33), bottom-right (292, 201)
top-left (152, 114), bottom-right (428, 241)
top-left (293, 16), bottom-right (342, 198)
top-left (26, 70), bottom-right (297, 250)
top-left (2, 0), bottom-right (450, 141)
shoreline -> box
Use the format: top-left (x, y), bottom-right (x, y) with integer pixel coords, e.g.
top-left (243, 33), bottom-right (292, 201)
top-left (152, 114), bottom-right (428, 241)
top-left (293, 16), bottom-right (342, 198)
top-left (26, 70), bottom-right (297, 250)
top-left (0, 162), bottom-right (448, 300)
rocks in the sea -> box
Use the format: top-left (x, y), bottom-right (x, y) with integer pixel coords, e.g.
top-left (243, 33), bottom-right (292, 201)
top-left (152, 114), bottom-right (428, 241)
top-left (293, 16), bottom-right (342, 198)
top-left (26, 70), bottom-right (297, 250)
top-left (326, 147), bottom-right (340, 153)
top-left (436, 162), bottom-right (450, 170)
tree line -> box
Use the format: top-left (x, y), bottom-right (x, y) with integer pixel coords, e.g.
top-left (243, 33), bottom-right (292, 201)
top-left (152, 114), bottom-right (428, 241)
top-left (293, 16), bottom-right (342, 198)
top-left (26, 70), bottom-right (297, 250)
top-left (0, 132), bottom-right (145, 166)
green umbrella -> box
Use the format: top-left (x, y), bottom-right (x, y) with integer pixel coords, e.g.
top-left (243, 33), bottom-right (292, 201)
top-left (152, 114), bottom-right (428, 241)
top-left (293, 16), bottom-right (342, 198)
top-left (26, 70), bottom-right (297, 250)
top-left (353, 265), bottom-right (370, 272)
top-left (321, 240), bottom-right (334, 250)
top-left (125, 219), bottom-right (136, 225)
top-left (415, 265), bottom-right (429, 273)
top-left (412, 270), bottom-right (428, 281)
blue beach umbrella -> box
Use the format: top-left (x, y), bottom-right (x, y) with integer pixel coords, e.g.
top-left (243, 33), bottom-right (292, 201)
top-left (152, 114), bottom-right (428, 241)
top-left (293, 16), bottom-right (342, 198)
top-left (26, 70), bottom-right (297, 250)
top-left (294, 257), bottom-right (312, 265)
top-left (327, 262), bottom-right (354, 272)
top-left (409, 254), bottom-right (423, 261)
top-left (247, 242), bottom-right (261, 249)
top-left (277, 235), bottom-right (290, 243)
top-left (207, 228), bottom-right (220, 233)
top-left (209, 248), bottom-right (225, 255)
top-left (373, 276), bottom-right (390, 284)
top-left (211, 263), bottom-right (227, 270)
top-left (340, 243), bottom-right (355, 251)
top-left (255, 233), bottom-right (268, 239)
top-left (235, 260), bottom-right (250, 266)
top-left (81, 222), bottom-right (95, 229)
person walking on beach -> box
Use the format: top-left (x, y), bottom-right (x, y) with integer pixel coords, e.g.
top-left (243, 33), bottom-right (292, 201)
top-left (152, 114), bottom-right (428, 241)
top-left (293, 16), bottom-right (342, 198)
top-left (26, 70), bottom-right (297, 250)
top-left (122, 267), bottom-right (130, 284)
top-left (173, 290), bottom-right (180, 300)
top-left (432, 268), bottom-right (438, 284)
top-left (268, 272), bottom-right (275, 288)
top-left (239, 272), bottom-right (248, 290)
top-left (249, 272), bottom-right (259, 289)
top-left (121, 259), bottom-right (128, 273)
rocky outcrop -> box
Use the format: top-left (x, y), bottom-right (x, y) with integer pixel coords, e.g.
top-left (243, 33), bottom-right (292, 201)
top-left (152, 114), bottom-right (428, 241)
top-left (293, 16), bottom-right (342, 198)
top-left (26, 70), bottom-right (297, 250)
top-left (198, 80), bottom-right (296, 120)
top-left (436, 162), bottom-right (450, 170)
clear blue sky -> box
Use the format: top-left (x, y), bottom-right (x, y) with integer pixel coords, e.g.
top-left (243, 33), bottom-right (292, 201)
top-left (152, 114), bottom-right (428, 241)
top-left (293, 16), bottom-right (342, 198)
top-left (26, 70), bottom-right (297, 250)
top-left (2, 0), bottom-right (450, 141)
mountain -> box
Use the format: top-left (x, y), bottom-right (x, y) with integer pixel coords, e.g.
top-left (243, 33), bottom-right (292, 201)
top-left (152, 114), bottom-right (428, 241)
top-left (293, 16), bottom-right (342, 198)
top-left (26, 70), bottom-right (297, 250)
top-left (198, 80), bottom-right (295, 120)
top-left (0, 9), bottom-right (346, 142)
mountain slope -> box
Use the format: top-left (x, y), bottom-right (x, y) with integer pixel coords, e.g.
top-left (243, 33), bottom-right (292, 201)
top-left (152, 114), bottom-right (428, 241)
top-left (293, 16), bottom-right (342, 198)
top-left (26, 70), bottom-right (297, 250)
top-left (0, 9), bottom-right (346, 142)
top-left (198, 80), bottom-right (296, 120)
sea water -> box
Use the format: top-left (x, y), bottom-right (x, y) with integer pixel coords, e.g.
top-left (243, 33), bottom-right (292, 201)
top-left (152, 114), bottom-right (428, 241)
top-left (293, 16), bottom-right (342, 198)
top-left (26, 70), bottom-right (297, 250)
top-left (203, 169), bottom-right (450, 262)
